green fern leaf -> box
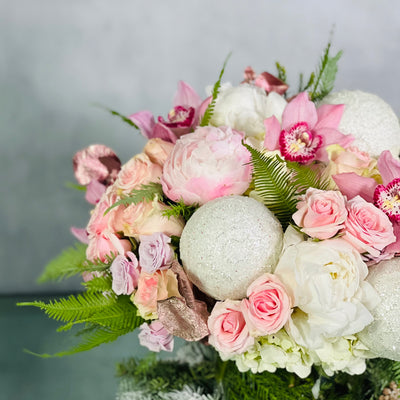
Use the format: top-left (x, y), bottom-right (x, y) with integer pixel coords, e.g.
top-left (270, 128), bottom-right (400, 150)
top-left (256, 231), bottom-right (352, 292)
top-left (104, 182), bottom-right (163, 215)
top-left (392, 361), bottom-right (400, 382)
top-left (275, 62), bottom-right (287, 84)
top-left (162, 200), bottom-right (198, 221)
top-left (37, 243), bottom-right (88, 283)
top-left (65, 182), bottom-right (86, 191)
top-left (94, 103), bottom-right (139, 129)
top-left (82, 274), bottom-right (113, 293)
top-left (200, 52), bottom-right (232, 127)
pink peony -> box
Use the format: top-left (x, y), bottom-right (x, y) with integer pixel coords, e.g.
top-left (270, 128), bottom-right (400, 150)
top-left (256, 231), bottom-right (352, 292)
top-left (144, 138), bottom-right (175, 167)
top-left (138, 233), bottom-right (174, 273)
top-left (138, 321), bottom-right (174, 352)
top-left (242, 273), bottom-right (291, 336)
top-left (161, 126), bottom-right (252, 205)
top-left (208, 300), bottom-right (254, 355)
top-left (133, 269), bottom-right (181, 320)
top-left (110, 251), bottom-right (140, 295)
top-left (114, 153), bottom-right (162, 195)
top-left (343, 195), bottom-right (396, 257)
top-left (292, 188), bottom-right (348, 240)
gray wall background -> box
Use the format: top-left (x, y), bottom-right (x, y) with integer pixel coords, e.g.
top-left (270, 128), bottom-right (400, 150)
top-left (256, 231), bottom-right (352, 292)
top-left (1, 0), bottom-right (400, 294)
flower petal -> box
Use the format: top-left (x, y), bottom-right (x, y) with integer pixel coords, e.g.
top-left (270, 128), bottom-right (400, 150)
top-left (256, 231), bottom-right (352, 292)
top-left (315, 104), bottom-right (345, 130)
top-left (377, 150), bottom-right (400, 185)
top-left (85, 180), bottom-right (106, 205)
top-left (281, 92), bottom-right (318, 130)
top-left (153, 123), bottom-right (178, 143)
top-left (263, 115), bottom-right (281, 151)
top-left (173, 81), bottom-right (202, 109)
top-left (333, 172), bottom-right (377, 202)
top-left (128, 110), bottom-right (156, 139)
top-left (70, 227), bottom-right (90, 244)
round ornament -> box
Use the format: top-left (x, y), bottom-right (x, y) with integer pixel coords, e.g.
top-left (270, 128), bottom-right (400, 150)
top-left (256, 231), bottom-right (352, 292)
top-left (357, 258), bottom-right (400, 361)
top-left (180, 195), bottom-right (283, 300)
top-left (322, 90), bottom-right (400, 158)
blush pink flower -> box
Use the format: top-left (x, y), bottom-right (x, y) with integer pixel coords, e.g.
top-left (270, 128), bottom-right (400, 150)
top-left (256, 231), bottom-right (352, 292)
top-left (110, 251), bottom-right (140, 295)
top-left (292, 188), bottom-right (348, 240)
top-left (143, 138), bottom-right (175, 167)
top-left (343, 195), bottom-right (396, 257)
top-left (208, 300), bottom-right (254, 355)
top-left (264, 92), bottom-right (353, 163)
top-left (86, 232), bottom-right (131, 263)
top-left (161, 126), bottom-right (252, 205)
top-left (139, 233), bottom-right (174, 273)
top-left (242, 273), bottom-right (291, 337)
top-left (138, 321), bottom-right (174, 352)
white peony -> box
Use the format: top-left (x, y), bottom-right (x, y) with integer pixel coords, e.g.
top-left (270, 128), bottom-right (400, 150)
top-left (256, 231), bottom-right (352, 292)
top-left (210, 84), bottom-right (287, 139)
top-left (274, 239), bottom-right (380, 349)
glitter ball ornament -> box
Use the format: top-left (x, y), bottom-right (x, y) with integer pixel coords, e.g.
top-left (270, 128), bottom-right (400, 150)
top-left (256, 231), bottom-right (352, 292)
top-left (180, 196), bottom-right (283, 300)
top-left (322, 90), bottom-right (400, 158)
top-left (357, 258), bottom-right (400, 361)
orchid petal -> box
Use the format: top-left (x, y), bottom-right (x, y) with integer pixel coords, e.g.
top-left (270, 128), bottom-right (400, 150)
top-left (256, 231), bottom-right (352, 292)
top-left (281, 92), bottom-right (318, 130)
top-left (128, 111), bottom-right (156, 139)
top-left (377, 150), bottom-right (400, 185)
top-left (315, 104), bottom-right (345, 130)
top-left (153, 123), bottom-right (177, 143)
top-left (70, 227), bottom-right (90, 244)
top-left (385, 222), bottom-right (400, 254)
top-left (173, 81), bottom-right (202, 109)
top-left (333, 173), bottom-right (377, 202)
top-left (85, 180), bottom-right (106, 205)
top-left (263, 116), bottom-right (281, 151)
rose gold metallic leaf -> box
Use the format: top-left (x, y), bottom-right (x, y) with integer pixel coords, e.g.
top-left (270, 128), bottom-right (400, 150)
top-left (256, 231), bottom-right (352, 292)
top-left (170, 260), bottom-right (196, 309)
top-left (157, 297), bottom-right (209, 341)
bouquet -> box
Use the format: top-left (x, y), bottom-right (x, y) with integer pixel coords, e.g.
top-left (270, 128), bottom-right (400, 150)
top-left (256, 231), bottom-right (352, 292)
top-left (21, 43), bottom-right (400, 399)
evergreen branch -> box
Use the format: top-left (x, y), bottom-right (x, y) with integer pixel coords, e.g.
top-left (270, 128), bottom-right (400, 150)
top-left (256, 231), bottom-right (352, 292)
top-left (200, 52), bottom-right (232, 127)
top-left (163, 200), bottom-right (198, 222)
top-left (93, 103), bottom-right (139, 129)
top-left (37, 243), bottom-right (88, 283)
top-left (275, 62), bottom-right (287, 84)
top-left (104, 182), bottom-right (163, 215)
top-left (82, 274), bottom-right (113, 293)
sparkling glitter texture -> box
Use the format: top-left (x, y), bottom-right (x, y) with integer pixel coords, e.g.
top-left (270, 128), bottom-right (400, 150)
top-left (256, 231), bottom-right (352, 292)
top-left (357, 258), bottom-right (400, 361)
top-left (180, 196), bottom-right (283, 300)
top-left (322, 90), bottom-right (400, 158)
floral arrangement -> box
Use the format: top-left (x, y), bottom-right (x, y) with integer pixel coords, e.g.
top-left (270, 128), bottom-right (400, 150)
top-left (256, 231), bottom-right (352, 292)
top-left (21, 44), bottom-right (400, 400)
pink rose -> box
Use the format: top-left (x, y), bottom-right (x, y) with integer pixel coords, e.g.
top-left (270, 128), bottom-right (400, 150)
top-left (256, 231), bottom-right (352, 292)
top-left (138, 321), bottom-right (174, 352)
top-left (161, 126), bottom-right (252, 205)
top-left (144, 138), bottom-right (175, 167)
top-left (115, 153), bottom-right (162, 194)
top-left (343, 195), bottom-right (396, 257)
top-left (86, 232), bottom-right (131, 263)
top-left (110, 251), bottom-right (140, 295)
top-left (242, 273), bottom-right (291, 336)
top-left (292, 188), bottom-right (348, 240)
top-left (133, 269), bottom-right (181, 320)
top-left (139, 233), bottom-right (173, 273)
top-left (208, 300), bottom-right (254, 355)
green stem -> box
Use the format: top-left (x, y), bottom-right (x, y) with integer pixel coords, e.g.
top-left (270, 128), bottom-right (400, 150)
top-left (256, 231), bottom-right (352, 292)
top-left (216, 360), bottom-right (228, 383)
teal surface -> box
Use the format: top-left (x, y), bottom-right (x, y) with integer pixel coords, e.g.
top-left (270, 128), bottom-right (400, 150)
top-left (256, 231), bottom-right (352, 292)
top-left (1, 295), bottom-right (151, 400)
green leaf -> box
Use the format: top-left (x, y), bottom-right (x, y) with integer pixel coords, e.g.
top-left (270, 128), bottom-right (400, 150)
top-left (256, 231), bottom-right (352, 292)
top-left (104, 182), bottom-right (163, 215)
top-left (162, 199), bottom-right (198, 221)
top-left (93, 103), bottom-right (139, 129)
top-left (37, 243), bottom-right (88, 283)
top-left (200, 52), bottom-right (232, 127)
top-left (65, 182), bottom-right (87, 192)
top-left (275, 62), bottom-right (287, 84)
top-left (82, 274), bottom-right (113, 293)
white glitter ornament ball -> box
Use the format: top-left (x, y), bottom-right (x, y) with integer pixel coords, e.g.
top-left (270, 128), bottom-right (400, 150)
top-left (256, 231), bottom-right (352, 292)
top-left (357, 258), bottom-right (400, 361)
top-left (180, 195), bottom-right (283, 300)
top-left (322, 90), bottom-right (400, 158)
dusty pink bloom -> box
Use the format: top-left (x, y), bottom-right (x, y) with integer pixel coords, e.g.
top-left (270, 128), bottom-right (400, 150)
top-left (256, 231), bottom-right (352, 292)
top-left (242, 273), bottom-right (291, 336)
top-left (110, 251), bottom-right (140, 295)
top-left (293, 188), bottom-right (348, 239)
top-left (73, 144), bottom-right (121, 186)
top-left (144, 138), bottom-right (175, 167)
top-left (139, 233), bottom-right (173, 273)
top-left (343, 195), bottom-right (396, 257)
top-left (264, 92), bottom-right (353, 163)
top-left (114, 153), bottom-right (162, 195)
top-left (208, 300), bottom-right (254, 355)
top-left (138, 321), bottom-right (174, 352)
top-left (161, 126), bottom-right (252, 205)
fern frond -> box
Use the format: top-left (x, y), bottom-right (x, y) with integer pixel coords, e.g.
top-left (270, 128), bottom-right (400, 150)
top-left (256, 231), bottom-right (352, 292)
top-left (392, 361), bottom-right (400, 383)
top-left (163, 200), bottom-right (198, 221)
top-left (37, 243), bottom-right (88, 283)
top-left (200, 52), bottom-right (231, 127)
top-left (244, 145), bottom-right (298, 228)
top-left (82, 274), bottom-right (113, 293)
top-left (93, 103), bottom-right (139, 129)
top-left (104, 182), bottom-right (163, 215)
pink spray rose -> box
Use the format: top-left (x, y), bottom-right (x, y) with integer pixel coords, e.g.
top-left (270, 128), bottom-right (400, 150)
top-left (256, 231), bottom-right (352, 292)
top-left (144, 138), bottom-right (175, 167)
top-left (138, 320), bottom-right (174, 352)
top-left (114, 153), bottom-right (162, 195)
top-left (133, 269), bottom-right (181, 320)
top-left (343, 195), bottom-right (396, 257)
top-left (242, 273), bottom-right (291, 336)
top-left (138, 233), bottom-right (174, 273)
top-left (161, 126), bottom-right (252, 205)
top-left (110, 251), bottom-right (140, 295)
top-left (208, 300), bottom-right (254, 355)
top-left (292, 188), bottom-right (348, 240)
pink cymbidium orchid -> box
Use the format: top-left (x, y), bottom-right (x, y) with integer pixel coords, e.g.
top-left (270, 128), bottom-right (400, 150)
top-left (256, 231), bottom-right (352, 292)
top-left (129, 81), bottom-right (207, 143)
top-left (334, 150), bottom-right (400, 255)
top-left (264, 92), bottom-right (353, 163)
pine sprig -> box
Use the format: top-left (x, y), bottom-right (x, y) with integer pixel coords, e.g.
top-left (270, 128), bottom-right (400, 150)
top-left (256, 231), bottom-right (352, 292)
top-left (200, 52), bottom-right (232, 127)
top-left (37, 243), bottom-right (88, 283)
top-left (104, 182), bottom-right (164, 215)
top-left (163, 200), bottom-right (198, 222)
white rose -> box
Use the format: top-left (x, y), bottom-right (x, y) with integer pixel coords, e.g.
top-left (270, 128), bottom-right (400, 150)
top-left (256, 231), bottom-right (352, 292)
top-left (274, 239), bottom-right (380, 348)
top-left (210, 84), bottom-right (287, 139)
